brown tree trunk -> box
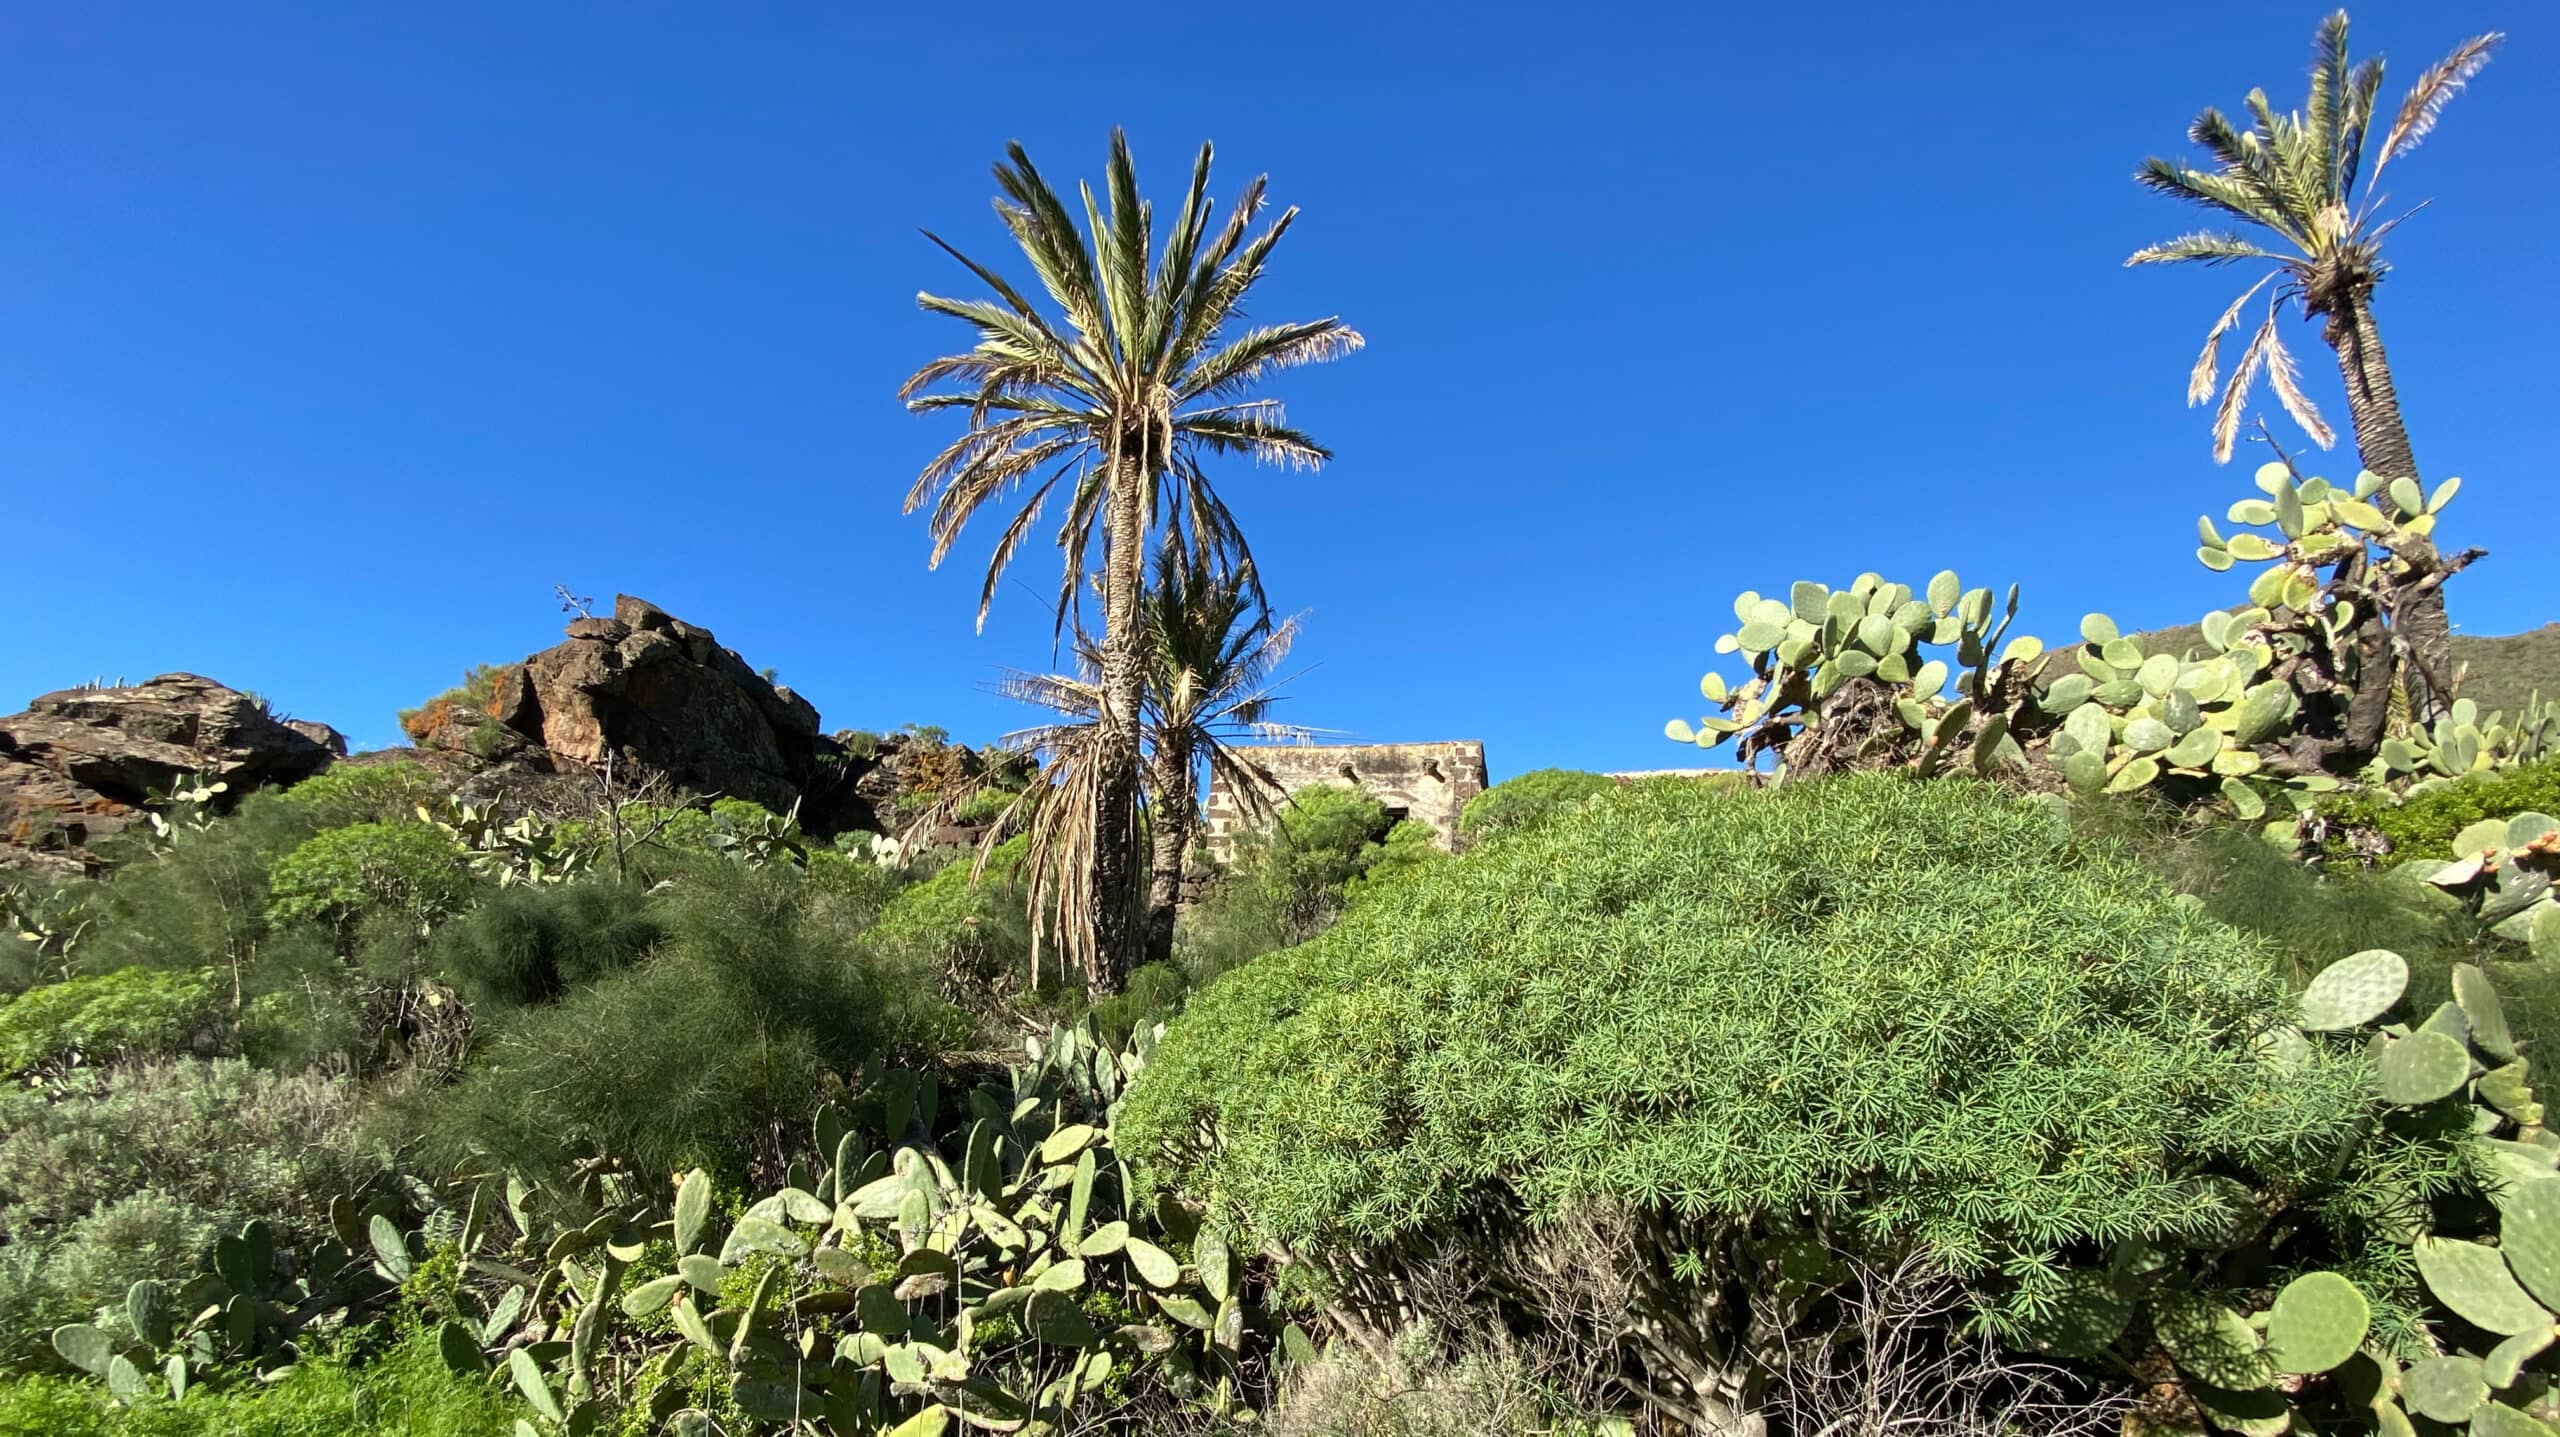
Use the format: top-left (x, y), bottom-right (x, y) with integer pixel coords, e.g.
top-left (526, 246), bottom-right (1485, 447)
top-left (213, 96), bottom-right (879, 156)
top-left (2325, 291), bottom-right (2453, 732)
top-left (1087, 451), bottom-right (1152, 994)
top-left (1144, 746), bottom-right (1194, 970)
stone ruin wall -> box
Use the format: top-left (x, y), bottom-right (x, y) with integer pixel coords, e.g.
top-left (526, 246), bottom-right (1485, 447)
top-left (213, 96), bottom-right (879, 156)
top-left (1203, 741), bottom-right (1489, 858)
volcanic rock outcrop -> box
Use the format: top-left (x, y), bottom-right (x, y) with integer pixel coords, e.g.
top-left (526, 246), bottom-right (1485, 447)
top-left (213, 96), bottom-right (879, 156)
top-left (0, 674), bottom-right (345, 875)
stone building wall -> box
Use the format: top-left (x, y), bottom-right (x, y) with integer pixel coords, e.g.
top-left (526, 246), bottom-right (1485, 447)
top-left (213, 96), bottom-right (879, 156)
top-left (1203, 741), bottom-right (1489, 858)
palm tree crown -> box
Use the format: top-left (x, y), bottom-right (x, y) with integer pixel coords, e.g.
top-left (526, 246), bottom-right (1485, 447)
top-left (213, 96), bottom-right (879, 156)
top-left (2126, 11), bottom-right (2499, 462)
top-left (901, 129), bottom-right (1363, 630)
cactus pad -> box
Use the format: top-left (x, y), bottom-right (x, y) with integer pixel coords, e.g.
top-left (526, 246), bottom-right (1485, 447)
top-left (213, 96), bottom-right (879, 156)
top-left (2498, 1176), bottom-right (2560, 1313)
top-left (2377, 1030), bottom-right (2472, 1106)
top-left (673, 1169), bottom-right (710, 1255)
top-left (2455, 963), bottom-right (2519, 1063)
top-left (2471, 1401), bottom-right (2560, 1437)
top-left (49, 1324), bottom-right (112, 1376)
top-left (2299, 949), bottom-right (2409, 1031)
top-left (2415, 1237), bottom-right (2554, 1336)
top-left (2262, 1271), bottom-right (2368, 1374)
top-left (2402, 1355), bottom-right (2490, 1424)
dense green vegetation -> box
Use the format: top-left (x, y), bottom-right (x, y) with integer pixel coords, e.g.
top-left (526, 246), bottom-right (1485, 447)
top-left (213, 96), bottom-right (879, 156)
top-left (7, 15), bottom-right (2556, 1434)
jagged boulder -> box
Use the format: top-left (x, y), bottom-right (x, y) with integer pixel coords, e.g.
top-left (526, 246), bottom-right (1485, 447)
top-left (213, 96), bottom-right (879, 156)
top-left (0, 674), bottom-right (345, 874)
top-left (413, 595), bottom-right (859, 831)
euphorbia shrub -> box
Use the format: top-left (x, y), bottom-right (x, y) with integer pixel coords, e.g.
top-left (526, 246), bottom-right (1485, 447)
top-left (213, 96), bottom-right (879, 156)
top-left (1122, 774), bottom-right (2368, 1430)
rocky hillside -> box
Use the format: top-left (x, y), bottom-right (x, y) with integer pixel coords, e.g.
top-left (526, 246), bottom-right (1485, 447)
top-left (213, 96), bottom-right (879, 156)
top-left (0, 595), bottom-right (1007, 875)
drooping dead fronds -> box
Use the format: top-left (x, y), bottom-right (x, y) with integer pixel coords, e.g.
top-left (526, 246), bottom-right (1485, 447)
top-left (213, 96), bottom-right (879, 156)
top-left (2373, 32), bottom-right (2501, 179)
top-left (2128, 14), bottom-right (2500, 461)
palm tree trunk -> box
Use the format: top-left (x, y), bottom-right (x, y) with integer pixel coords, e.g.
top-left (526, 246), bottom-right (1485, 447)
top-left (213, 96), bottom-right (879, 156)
top-left (2324, 291), bottom-right (2453, 740)
top-left (1088, 453), bottom-right (1151, 994)
top-left (1145, 746), bottom-right (1194, 970)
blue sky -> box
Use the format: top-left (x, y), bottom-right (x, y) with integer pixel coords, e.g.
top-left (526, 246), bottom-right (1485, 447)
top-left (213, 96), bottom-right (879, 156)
top-left (4, 2), bottom-right (2552, 776)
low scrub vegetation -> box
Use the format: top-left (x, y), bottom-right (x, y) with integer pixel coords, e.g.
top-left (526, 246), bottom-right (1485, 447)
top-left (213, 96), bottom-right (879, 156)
top-left (6, 19), bottom-right (2555, 1433)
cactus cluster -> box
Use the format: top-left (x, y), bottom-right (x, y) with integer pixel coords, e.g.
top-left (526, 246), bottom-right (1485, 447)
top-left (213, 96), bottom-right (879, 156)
top-left (2115, 951), bottom-right (2560, 1434)
top-left (2045, 610), bottom-right (2317, 821)
top-left (1664, 571), bottom-right (2043, 775)
top-left (2379, 697), bottom-right (2560, 789)
top-left (420, 797), bottom-right (594, 887)
top-left (410, 1018), bottom-right (1282, 1436)
top-left (1666, 464), bottom-right (2534, 827)
top-left (2423, 813), bottom-right (2560, 961)
top-left (48, 1206), bottom-right (403, 1406)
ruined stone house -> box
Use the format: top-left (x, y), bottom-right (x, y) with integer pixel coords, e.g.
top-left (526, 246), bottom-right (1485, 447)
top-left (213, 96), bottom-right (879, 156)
top-left (1202, 741), bottom-right (1489, 859)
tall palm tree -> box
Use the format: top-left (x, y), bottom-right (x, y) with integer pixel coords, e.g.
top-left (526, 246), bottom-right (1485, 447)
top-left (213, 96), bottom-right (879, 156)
top-left (2127, 11), bottom-right (2498, 724)
top-left (902, 130), bottom-right (1359, 992)
top-left (989, 544), bottom-right (1308, 980)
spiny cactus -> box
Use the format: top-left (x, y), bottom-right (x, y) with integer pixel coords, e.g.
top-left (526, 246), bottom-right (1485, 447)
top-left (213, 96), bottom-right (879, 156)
top-left (2423, 813), bottom-right (2560, 961)
top-left (405, 1021), bottom-right (1282, 1436)
top-left (2116, 953), bottom-right (2560, 1434)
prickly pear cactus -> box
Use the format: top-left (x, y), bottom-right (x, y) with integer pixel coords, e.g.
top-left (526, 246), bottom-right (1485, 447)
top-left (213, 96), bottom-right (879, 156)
top-left (1665, 570), bottom-right (2044, 778)
top-left (438, 1021), bottom-right (1279, 1436)
top-left (2125, 952), bottom-right (2560, 1434)
top-left (2424, 814), bottom-right (2560, 962)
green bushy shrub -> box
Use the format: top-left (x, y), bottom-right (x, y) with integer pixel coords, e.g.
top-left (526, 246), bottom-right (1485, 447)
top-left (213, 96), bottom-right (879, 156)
top-left (75, 794), bottom-right (317, 977)
top-left (1181, 785), bottom-right (1416, 973)
top-left (0, 968), bottom-right (224, 1075)
top-left (954, 784), bottom-right (1017, 825)
top-left (0, 1188), bottom-right (212, 1372)
top-left (1125, 774), bottom-right (2364, 1420)
top-left (800, 847), bottom-right (906, 925)
top-left (0, 1060), bottom-right (385, 1249)
top-left (863, 835), bottom-right (1031, 991)
top-left (263, 823), bottom-right (473, 935)
top-left (2315, 754), bottom-right (2560, 862)
top-left (425, 878), bottom-right (662, 1011)
top-left (406, 861), bottom-right (962, 1182)
top-left (276, 762), bottom-right (445, 830)
top-left (1456, 768), bottom-right (1617, 840)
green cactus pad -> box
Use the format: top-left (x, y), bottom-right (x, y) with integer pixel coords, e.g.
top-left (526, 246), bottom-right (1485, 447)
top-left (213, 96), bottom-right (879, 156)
top-left (435, 1319), bottom-right (482, 1375)
top-left (2403, 1355), bottom-right (2491, 1423)
top-left (621, 1274), bottom-right (684, 1319)
top-left (2379, 1031), bottom-right (2474, 1105)
top-left (50, 1324), bottom-right (112, 1377)
top-left (125, 1279), bottom-right (172, 1349)
top-left (2262, 1271), bottom-right (2368, 1374)
top-left (509, 1348), bottom-right (565, 1422)
top-left (2420, 1000), bottom-right (2472, 1044)
top-left (1122, 1238), bottom-right (1180, 1289)
top-left (2416, 1237), bottom-right (2554, 1335)
top-left (2298, 949), bottom-right (2408, 1032)
top-left (718, 1217), bottom-right (807, 1265)
top-left (2481, 1062), bottom-right (2540, 1122)
top-left (2498, 1177), bottom-right (2560, 1313)
top-left (2471, 1401), bottom-right (2560, 1437)
top-left (671, 1170), bottom-right (711, 1254)
top-left (2154, 1298), bottom-right (2270, 1390)
top-left (2485, 1326), bottom-right (2557, 1389)
top-left (2456, 963), bottom-right (2520, 1063)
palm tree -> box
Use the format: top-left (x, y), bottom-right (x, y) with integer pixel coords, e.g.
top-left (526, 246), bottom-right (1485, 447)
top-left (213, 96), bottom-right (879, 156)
top-left (2127, 11), bottom-right (2498, 724)
top-left (989, 544), bottom-right (1308, 980)
top-left (901, 130), bottom-right (1359, 991)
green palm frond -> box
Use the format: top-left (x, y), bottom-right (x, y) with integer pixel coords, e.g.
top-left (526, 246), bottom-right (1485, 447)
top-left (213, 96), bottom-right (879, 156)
top-left (2124, 232), bottom-right (2284, 268)
top-left (904, 129), bottom-right (1361, 633)
top-left (2133, 160), bottom-right (2304, 240)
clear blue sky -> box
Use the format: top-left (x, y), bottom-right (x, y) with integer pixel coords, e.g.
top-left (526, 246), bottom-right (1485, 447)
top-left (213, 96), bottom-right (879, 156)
top-left (5, 3), bottom-right (2552, 775)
